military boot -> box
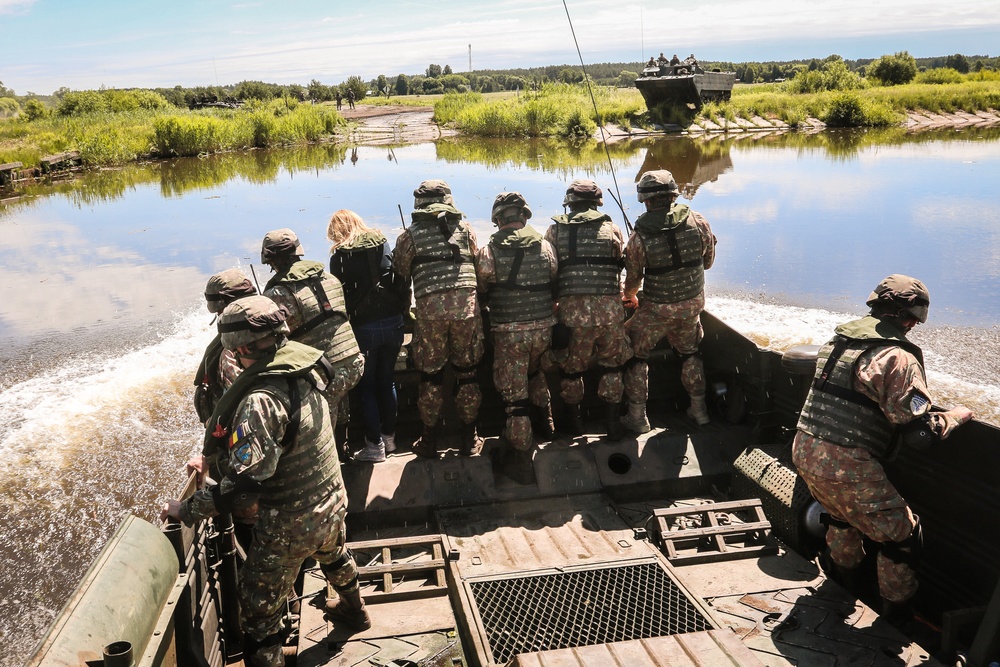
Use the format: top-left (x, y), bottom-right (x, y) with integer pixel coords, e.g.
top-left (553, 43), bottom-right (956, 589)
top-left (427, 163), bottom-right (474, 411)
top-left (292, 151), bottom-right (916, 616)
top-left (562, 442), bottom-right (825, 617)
top-left (621, 400), bottom-right (651, 433)
top-left (686, 394), bottom-right (710, 426)
top-left (459, 422), bottom-right (484, 456)
top-left (563, 403), bottom-right (584, 436)
top-left (325, 587), bottom-right (372, 632)
top-left (244, 633), bottom-right (285, 667)
top-left (502, 447), bottom-right (537, 485)
top-left (411, 422), bottom-right (439, 459)
top-left (531, 403), bottom-right (556, 441)
top-left (604, 401), bottom-right (625, 441)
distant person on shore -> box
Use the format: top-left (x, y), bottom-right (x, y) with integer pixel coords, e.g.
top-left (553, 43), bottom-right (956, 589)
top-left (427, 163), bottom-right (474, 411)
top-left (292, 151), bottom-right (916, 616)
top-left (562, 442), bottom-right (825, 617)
top-left (621, 170), bottom-right (716, 433)
top-left (347, 88), bottom-right (356, 110)
top-left (328, 209), bottom-right (410, 463)
top-left (335, 90), bottom-right (343, 110)
top-left (792, 275), bottom-right (974, 632)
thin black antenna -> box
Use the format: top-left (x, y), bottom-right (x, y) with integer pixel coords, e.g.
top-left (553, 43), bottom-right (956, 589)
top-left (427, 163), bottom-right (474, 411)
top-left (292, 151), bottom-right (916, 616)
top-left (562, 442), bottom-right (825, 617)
top-left (249, 264), bottom-right (262, 293)
top-left (397, 203), bottom-right (407, 229)
top-left (562, 0), bottom-right (632, 234)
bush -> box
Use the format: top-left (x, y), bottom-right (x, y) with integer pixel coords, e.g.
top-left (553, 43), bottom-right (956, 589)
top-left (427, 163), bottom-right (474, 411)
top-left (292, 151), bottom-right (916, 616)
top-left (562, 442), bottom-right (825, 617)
top-left (153, 115), bottom-right (236, 156)
top-left (561, 107), bottom-right (596, 139)
top-left (822, 93), bottom-right (899, 127)
top-left (915, 68), bottom-right (964, 85)
top-left (58, 91), bottom-right (110, 115)
top-left (0, 97), bottom-right (19, 119)
top-left (789, 60), bottom-right (865, 93)
top-left (868, 51), bottom-right (917, 86)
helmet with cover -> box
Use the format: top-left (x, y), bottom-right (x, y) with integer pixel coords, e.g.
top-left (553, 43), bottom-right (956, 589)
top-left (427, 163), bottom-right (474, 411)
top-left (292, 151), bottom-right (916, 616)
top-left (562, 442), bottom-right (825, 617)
top-left (866, 274), bottom-right (930, 324)
top-left (204, 268), bottom-right (257, 314)
top-left (636, 169), bottom-right (679, 203)
top-left (413, 179), bottom-right (454, 208)
top-left (260, 228), bottom-right (304, 265)
top-left (218, 295), bottom-right (291, 351)
top-left (491, 191), bottom-right (532, 225)
top-left (563, 179), bottom-right (603, 207)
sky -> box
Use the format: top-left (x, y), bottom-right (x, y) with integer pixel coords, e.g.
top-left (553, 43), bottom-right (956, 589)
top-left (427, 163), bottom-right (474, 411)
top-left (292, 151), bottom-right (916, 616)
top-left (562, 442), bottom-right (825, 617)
top-left (1, 0), bottom-right (998, 95)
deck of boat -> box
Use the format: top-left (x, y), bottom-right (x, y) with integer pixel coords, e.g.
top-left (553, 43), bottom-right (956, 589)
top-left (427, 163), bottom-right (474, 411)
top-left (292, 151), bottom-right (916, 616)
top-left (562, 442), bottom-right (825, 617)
top-left (292, 420), bottom-right (936, 667)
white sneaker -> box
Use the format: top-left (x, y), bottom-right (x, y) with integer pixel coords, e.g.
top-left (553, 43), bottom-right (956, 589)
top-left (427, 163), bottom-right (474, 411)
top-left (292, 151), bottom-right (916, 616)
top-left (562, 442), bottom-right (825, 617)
top-left (382, 433), bottom-right (396, 454)
top-left (355, 438), bottom-right (386, 463)
top-left (621, 401), bottom-right (651, 434)
top-left (687, 395), bottom-right (710, 426)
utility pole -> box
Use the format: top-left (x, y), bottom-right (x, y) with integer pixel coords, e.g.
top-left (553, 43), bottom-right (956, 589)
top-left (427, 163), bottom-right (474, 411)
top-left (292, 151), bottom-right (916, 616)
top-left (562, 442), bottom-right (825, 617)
top-left (468, 44), bottom-right (472, 72)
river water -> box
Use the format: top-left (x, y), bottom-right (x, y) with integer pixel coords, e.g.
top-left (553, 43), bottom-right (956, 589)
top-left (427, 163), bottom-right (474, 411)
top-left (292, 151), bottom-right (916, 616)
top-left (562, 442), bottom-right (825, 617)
top-left (1, 127), bottom-right (999, 664)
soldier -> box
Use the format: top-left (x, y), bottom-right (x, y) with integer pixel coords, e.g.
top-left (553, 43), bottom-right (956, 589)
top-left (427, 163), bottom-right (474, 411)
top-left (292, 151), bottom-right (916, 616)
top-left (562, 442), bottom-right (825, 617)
top-left (545, 179), bottom-right (632, 440)
top-left (260, 229), bottom-right (364, 461)
top-left (621, 170), bottom-right (717, 432)
top-left (193, 268), bottom-right (257, 428)
top-left (392, 180), bottom-right (484, 457)
top-left (161, 296), bottom-right (370, 667)
top-left (477, 192), bottom-right (558, 484)
top-left (792, 275), bottom-right (974, 629)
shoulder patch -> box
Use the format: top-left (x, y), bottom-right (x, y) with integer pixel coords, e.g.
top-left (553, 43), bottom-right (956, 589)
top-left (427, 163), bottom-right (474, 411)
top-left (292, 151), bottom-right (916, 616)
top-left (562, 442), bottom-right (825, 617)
top-left (229, 420), bottom-right (253, 449)
top-left (910, 392), bottom-right (930, 414)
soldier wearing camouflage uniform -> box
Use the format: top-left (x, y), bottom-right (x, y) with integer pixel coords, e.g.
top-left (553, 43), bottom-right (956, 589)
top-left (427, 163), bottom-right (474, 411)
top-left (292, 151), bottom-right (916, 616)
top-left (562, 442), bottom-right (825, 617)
top-left (260, 229), bottom-right (364, 459)
top-left (545, 179), bottom-right (632, 440)
top-left (392, 180), bottom-right (484, 457)
top-left (162, 296), bottom-right (369, 667)
top-left (792, 275), bottom-right (973, 628)
top-left (622, 170), bottom-right (717, 432)
top-left (477, 193), bottom-right (558, 484)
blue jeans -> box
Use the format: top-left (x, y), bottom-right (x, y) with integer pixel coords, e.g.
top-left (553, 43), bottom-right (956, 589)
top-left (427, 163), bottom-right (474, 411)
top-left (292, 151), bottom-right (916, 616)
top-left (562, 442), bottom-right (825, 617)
top-left (352, 315), bottom-right (404, 442)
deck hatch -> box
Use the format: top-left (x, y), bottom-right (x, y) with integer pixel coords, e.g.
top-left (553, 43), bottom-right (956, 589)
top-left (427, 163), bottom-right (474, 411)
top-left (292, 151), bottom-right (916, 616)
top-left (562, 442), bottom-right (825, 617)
top-left (468, 561), bottom-right (712, 664)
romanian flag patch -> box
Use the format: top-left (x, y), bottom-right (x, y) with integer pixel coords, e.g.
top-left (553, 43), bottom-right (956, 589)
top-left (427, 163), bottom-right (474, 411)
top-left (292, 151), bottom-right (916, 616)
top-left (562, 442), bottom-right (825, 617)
top-left (229, 421), bottom-right (251, 449)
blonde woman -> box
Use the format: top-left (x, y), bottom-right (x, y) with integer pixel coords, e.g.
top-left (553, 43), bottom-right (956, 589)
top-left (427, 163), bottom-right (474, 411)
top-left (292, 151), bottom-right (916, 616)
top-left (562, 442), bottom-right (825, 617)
top-left (327, 209), bottom-right (410, 462)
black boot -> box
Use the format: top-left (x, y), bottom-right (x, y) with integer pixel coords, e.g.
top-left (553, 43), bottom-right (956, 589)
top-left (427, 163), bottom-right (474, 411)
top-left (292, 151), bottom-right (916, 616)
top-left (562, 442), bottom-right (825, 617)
top-left (244, 633), bottom-right (285, 667)
top-left (325, 587), bottom-right (372, 632)
top-left (502, 447), bottom-right (537, 485)
top-left (563, 403), bottom-right (584, 436)
top-left (604, 401), bottom-right (624, 441)
top-left (459, 422), bottom-right (483, 456)
top-left (531, 404), bottom-right (555, 441)
top-left (411, 422), bottom-right (439, 459)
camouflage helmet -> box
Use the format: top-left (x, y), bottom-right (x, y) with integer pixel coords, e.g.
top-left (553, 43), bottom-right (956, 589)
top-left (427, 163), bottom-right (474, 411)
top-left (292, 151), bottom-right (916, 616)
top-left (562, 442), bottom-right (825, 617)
top-left (413, 179), bottom-right (455, 207)
top-left (260, 228), bottom-right (304, 264)
top-left (636, 170), bottom-right (679, 203)
top-left (563, 179), bottom-right (603, 207)
top-left (491, 191), bottom-right (532, 225)
top-left (866, 274), bottom-right (930, 324)
top-left (218, 295), bottom-right (290, 350)
top-left (204, 268), bottom-right (257, 314)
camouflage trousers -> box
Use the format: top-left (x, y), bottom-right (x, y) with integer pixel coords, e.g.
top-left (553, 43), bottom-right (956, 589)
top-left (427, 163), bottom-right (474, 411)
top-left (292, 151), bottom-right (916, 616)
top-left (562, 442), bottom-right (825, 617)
top-left (493, 329), bottom-right (553, 451)
top-left (239, 490), bottom-right (358, 641)
top-left (412, 316), bottom-right (484, 426)
top-left (624, 305), bottom-right (704, 403)
top-left (558, 325), bottom-right (632, 404)
top-left (796, 466), bottom-right (918, 603)
top-left (323, 353), bottom-right (364, 424)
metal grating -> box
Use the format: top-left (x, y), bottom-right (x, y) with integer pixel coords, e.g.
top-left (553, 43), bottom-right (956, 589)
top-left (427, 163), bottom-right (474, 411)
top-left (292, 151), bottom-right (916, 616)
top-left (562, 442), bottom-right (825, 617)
top-left (469, 562), bottom-right (712, 664)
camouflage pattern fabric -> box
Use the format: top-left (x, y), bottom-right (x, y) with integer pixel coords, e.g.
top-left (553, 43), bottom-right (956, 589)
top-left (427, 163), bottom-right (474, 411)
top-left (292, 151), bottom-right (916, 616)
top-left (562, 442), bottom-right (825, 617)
top-left (794, 432), bottom-right (917, 603)
top-left (324, 353), bottom-right (365, 424)
top-left (555, 295), bottom-right (632, 404)
top-left (624, 293), bottom-right (705, 402)
top-left (218, 348), bottom-right (243, 390)
top-left (412, 314), bottom-right (484, 426)
top-left (240, 491), bottom-right (355, 640)
top-left (493, 328), bottom-right (554, 450)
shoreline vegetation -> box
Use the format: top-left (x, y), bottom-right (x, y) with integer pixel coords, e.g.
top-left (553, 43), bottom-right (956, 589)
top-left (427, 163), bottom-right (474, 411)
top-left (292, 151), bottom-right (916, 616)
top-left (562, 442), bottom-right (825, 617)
top-left (1, 58), bottom-right (998, 174)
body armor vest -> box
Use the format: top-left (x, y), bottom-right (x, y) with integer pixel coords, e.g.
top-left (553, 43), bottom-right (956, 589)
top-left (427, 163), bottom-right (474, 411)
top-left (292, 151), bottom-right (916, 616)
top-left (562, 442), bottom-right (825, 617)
top-left (253, 373), bottom-right (342, 512)
top-left (487, 225), bottom-right (554, 324)
top-left (797, 316), bottom-right (924, 459)
top-left (409, 207), bottom-right (477, 298)
top-left (551, 210), bottom-right (621, 297)
top-left (635, 205), bottom-right (705, 303)
top-left (266, 260), bottom-right (359, 364)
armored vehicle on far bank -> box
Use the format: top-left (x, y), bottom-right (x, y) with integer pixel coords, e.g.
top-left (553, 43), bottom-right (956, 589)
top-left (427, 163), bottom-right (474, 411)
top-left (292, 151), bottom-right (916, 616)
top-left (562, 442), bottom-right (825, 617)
top-left (637, 59), bottom-right (737, 109)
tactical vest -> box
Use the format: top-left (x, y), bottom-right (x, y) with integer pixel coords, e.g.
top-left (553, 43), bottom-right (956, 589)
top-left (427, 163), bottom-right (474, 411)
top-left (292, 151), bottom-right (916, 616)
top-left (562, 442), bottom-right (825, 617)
top-left (487, 225), bottom-right (554, 324)
top-left (635, 205), bottom-right (705, 304)
top-left (797, 316), bottom-right (924, 459)
top-left (253, 373), bottom-right (342, 512)
top-left (551, 210), bottom-right (622, 297)
top-left (265, 260), bottom-right (359, 364)
top-left (408, 206), bottom-right (477, 298)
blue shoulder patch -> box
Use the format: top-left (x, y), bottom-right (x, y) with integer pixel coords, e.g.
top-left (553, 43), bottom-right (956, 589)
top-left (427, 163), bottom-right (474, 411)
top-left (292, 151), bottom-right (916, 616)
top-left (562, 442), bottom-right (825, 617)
top-left (910, 392), bottom-right (929, 414)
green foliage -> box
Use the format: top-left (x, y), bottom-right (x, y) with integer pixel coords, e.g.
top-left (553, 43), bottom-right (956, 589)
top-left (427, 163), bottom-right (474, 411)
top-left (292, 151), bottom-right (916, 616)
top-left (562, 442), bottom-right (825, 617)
top-left (344, 76), bottom-right (367, 101)
top-left (618, 71), bottom-right (638, 88)
top-left (915, 68), bottom-right (964, 84)
top-left (822, 92), bottom-right (898, 127)
top-left (153, 115), bottom-right (234, 156)
top-left (945, 54), bottom-right (970, 74)
top-left (433, 91), bottom-right (484, 124)
top-left (422, 79), bottom-right (445, 95)
top-left (867, 52), bottom-right (917, 86)
top-left (439, 74), bottom-right (470, 93)
top-left (58, 91), bottom-right (110, 115)
top-left (395, 74), bottom-right (409, 96)
top-left (561, 107), bottom-right (596, 139)
top-left (0, 81), bottom-right (15, 97)
top-left (308, 79), bottom-right (333, 102)
top-left (789, 60), bottom-right (865, 93)
top-left (426, 64), bottom-right (443, 78)
top-left (0, 97), bottom-right (20, 119)
top-left (22, 99), bottom-right (48, 121)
